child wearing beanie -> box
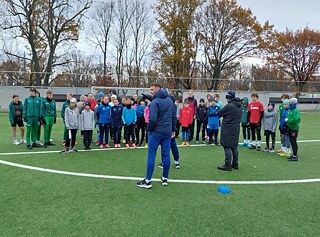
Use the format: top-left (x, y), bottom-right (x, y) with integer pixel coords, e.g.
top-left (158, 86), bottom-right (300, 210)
top-left (263, 102), bottom-right (278, 152)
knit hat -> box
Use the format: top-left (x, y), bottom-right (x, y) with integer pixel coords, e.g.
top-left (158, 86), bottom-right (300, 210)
top-left (289, 98), bottom-right (298, 104)
top-left (80, 95), bottom-right (87, 101)
top-left (111, 94), bottom-right (117, 99)
top-left (200, 98), bottom-right (205, 103)
top-left (226, 91), bottom-right (236, 100)
top-left (30, 87), bottom-right (37, 93)
top-left (283, 100), bottom-right (290, 105)
top-left (211, 98), bottom-right (217, 102)
top-left (85, 102), bottom-right (91, 107)
top-left (70, 98), bottom-right (77, 103)
top-left (98, 92), bottom-right (104, 98)
top-left (268, 102), bottom-right (275, 108)
top-left (130, 97), bottom-right (135, 102)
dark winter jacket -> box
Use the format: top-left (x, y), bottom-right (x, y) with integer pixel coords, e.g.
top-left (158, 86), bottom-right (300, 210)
top-left (196, 105), bottom-right (208, 123)
top-left (110, 105), bottom-right (123, 126)
top-left (241, 96), bottom-right (249, 124)
top-left (148, 89), bottom-right (175, 135)
top-left (217, 98), bottom-right (242, 148)
top-left (9, 101), bottom-right (23, 125)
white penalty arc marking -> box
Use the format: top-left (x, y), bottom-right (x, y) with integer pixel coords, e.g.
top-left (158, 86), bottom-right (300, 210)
top-left (0, 139), bottom-right (320, 157)
top-left (0, 159), bottom-right (320, 185)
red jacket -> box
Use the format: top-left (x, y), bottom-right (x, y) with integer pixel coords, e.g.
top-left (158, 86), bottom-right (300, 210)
top-left (84, 99), bottom-right (97, 111)
top-left (179, 107), bottom-right (193, 127)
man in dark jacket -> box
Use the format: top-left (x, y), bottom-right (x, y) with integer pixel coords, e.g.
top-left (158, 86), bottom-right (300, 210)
top-left (137, 84), bottom-right (175, 189)
top-left (217, 91), bottom-right (242, 171)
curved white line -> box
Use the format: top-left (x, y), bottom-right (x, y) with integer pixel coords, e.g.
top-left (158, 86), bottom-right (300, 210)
top-left (1, 159), bottom-right (319, 185)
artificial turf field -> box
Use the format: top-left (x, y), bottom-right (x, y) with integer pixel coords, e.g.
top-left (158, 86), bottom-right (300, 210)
top-left (0, 112), bottom-right (319, 237)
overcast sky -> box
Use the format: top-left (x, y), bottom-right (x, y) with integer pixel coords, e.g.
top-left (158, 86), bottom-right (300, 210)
top-left (236, 0), bottom-right (320, 31)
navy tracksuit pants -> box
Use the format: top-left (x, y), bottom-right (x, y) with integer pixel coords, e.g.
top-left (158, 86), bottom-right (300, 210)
top-left (146, 131), bottom-right (171, 180)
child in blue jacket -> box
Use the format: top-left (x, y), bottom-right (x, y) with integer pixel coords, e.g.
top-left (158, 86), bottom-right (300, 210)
top-left (96, 96), bottom-right (111, 148)
top-left (122, 99), bottom-right (137, 148)
top-left (207, 98), bottom-right (220, 145)
top-left (135, 100), bottom-right (146, 146)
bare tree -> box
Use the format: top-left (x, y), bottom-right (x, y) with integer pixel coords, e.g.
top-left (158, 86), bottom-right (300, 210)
top-left (1, 0), bottom-right (92, 86)
top-left (89, 0), bottom-right (115, 77)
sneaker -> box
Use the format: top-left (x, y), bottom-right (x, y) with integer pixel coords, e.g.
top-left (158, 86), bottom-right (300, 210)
top-left (126, 144), bottom-right (130, 149)
top-left (132, 143), bottom-right (137, 148)
top-left (13, 139), bottom-right (20, 145)
top-left (268, 148), bottom-right (275, 153)
top-left (95, 141), bottom-right (100, 146)
top-left (32, 143), bottom-right (42, 148)
top-left (262, 147), bottom-right (270, 152)
top-left (43, 142), bottom-right (48, 148)
top-left (249, 145), bottom-right (256, 149)
top-left (280, 152), bottom-right (291, 157)
top-left (185, 142), bottom-right (190, 147)
top-left (144, 143), bottom-right (148, 148)
top-left (287, 155), bottom-right (298, 161)
top-left (84, 147), bottom-right (90, 150)
top-left (161, 177), bottom-right (168, 186)
top-left (100, 144), bottom-right (104, 149)
top-left (217, 165), bottom-right (232, 171)
top-left (60, 148), bottom-right (69, 153)
top-left (137, 179), bottom-right (152, 189)
top-left (50, 139), bottom-right (54, 142)
top-left (196, 141), bottom-right (199, 144)
top-left (36, 141), bottom-right (43, 146)
top-left (181, 142), bottom-right (186, 146)
top-left (174, 161), bottom-right (180, 169)
top-left (105, 144), bottom-right (110, 148)
top-left (256, 146), bottom-right (262, 151)
top-left (19, 139), bottom-right (26, 144)
top-left (114, 144), bottom-right (117, 148)
top-left (26, 144), bottom-right (32, 150)
top-left (278, 151), bottom-right (286, 155)
top-left (246, 143), bottom-right (251, 148)
top-left (240, 143), bottom-right (247, 147)
top-left (202, 141), bottom-right (206, 144)
top-left (157, 163), bottom-right (163, 169)
top-left (232, 164), bottom-right (239, 170)
top-left (47, 141), bottom-right (55, 146)
top-left (71, 147), bottom-right (78, 152)
top-left (205, 135), bottom-right (209, 140)
top-left (118, 144), bottom-right (121, 148)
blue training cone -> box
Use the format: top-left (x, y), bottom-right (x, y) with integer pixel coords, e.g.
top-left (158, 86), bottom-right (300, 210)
top-left (218, 186), bottom-right (231, 194)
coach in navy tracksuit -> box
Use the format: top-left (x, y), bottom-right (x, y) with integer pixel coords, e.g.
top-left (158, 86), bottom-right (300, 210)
top-left (137, 84), bottom-right (175, 189)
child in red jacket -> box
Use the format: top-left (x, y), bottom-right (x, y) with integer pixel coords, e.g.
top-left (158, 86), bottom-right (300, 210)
top-left (179, 101), bottom-right (193, 146)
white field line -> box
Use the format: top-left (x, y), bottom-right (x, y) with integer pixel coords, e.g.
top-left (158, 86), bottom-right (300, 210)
top-left (0, 159), bottom-right (319, 185)
top-left (0, 139), bottom-right (320, 157)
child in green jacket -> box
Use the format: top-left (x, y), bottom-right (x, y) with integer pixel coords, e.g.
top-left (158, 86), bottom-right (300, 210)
top-left (23, 88), bottom-right (43, 149)
top-left (285, 98), bottom-right (300, 161)
top-left (9, 95), bottom-right (25, 145)
top-left (43, 90), bottom-right (57, 148)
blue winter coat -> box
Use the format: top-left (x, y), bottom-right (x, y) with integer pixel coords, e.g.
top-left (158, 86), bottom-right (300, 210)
top-left (207, 105), bottom-right (220, 129)
top-left (136, 105), bottom-right (146, 118)
top-left (122, 107), bottom-right (137, 125)
top-left (96, 102), bottom-right (111, 124)
top-left (148, 89), bottom-right (175, 135)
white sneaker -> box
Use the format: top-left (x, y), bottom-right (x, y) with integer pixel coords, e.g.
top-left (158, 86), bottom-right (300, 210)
top-left (50, 139), bottom-right (53, 142)
top-left (36, 140), bottom-right (43, 146)
top-left (19, 139), bottom-right (26, 144)
top-left (13, 139), bottom-right (20, 145)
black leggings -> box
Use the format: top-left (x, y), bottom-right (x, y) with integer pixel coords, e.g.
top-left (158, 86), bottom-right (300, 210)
top-left (135, 117), bottom-right (145, 144)
top-left (66, 129), bottom-right (77, 148)
top-left (83, 130), bottom-right (93, 148)
top-left (125, 124), bottom-right (135, 144)
top-left (250, 123), bottom-right (261, 141)
top-left (242, 124), bottom-right (251, 140)
top-left (265, 130), bottom-right (275, 149)
top-left (289, 130), bottom-right (299, 156)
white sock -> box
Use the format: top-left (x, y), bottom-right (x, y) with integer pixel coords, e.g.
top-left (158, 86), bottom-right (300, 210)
top-left (145, 179), bottom-right (150, 183)
top-left (162, 176), bottom-right (167, 180)
top-left (252, 141), bottom-right (256, 146)
top-left (258, 141), bottom-right (261, 147)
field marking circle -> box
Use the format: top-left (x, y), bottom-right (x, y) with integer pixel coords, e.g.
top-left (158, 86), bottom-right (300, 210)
top-left (0, 159), bottom-right (320, 185)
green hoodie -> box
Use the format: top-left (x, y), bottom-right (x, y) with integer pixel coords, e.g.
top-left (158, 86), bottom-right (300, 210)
top-left (61, 100), bottom-right (70, 121)
top-left (241, 96), bottom-right (249, 124)
top-left (9, 101), bottom-right (24, 125)
top-left (23, 96), bottom-right (43, 118)
top-left (286, 108), bottom-right (300, 130)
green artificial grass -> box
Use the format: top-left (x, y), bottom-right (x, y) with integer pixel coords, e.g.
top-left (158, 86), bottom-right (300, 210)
top-left (0, 112), bottom-right (319, 237)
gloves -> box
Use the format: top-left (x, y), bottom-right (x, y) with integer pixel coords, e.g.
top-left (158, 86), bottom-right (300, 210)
top-left (54, 117), bottom-right (56, 124)
top-left (141, 93), bottom-right (153, 101)
top-left (38, 117), bottom-right (44, 125)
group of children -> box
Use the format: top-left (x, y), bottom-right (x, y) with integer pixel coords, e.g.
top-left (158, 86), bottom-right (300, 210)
top-left (9, 89), bottom-right (301, 160)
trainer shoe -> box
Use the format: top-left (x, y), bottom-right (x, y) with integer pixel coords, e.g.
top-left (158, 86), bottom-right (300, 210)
top-left (246, 143), bottom-right (251, 148)
top-left (100, 144), bottom-right (104, 149)
top-left (105, 144), bottom-right (110, 148)
top-left (161, 177), bottom-right (168, 186)
top-left (174, 161), bottom-right (180, 169)
top-left (126, 144), bottom-right (130, 149)
top-left (47, 141), bottom-right (55, 146)
top-left (61, 148), bottom-right (69, 153)
top-left (280, 152), bottom-right (291, 157)
top-left (137, 179), bottom-right (152, 189)
top-left (32, 143), bottom-right (42, 148)
top-left (268, 148), bottom-right (275, 153)
top-left (132, 143), bottom-right (137, 148)
top-left (287, 155), bottom-right (298, 161)
top-left (202, 141), bottom-right (206, 144)
top-left (36, 141), bottom-right (43, 146)
top-left (26, 144), bottom-right (32, 150)
top-left (13, 139), bottom-right (20, 145)
top-left (181, 142), bottom-right (186, 146)
top-left (262, 147), bottom-right (270, 152)
top-left (19, 139), bottom-right (26, 144)
top-left (117, 144), bottom-right (121, 148)
top-left (71, 147), bottom-right (78, 152)
top-left (144, 143), bottom-right (148, 148)
top-left (240, 143), bottom-right (247, 147)
top-left (217, 165), bottom-right (232, 171)
top-left (157, 163), bottom-right (163, 169)
top-left (185, 142), bottom-right (190, 147)
top-left (249, 145), bottom-right (256, 149)
top-left (43, 142), bottom-right (48, 148)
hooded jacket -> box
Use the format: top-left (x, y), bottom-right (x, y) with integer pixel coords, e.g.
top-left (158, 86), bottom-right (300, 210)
top-left (65, 106), bottom-right (80, 129)
top-left (196, 105), bottom-right (208, 123)
top-left (61, 100), bottom-right (70, 122)
top-left (122, 106), bottom-right (137, 125)
top-left (9, 101), bottom-right (23, 125)
top-left (148, 89), bottom-right (175, 135)
top-left (179, 107), bottom-right (193, 127)
top-left (217, 98), bottom-right (242, 148)
top-left (110, 105), bottom-right (123, 126)
top-left (263, 108), bottom-right (278, 132)
top-left (286, 105), bottom-right (300, 130)
top-left (96, 102), bottom-right (111, 124)
top-left (241, 96), bottom-right (249, 124)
